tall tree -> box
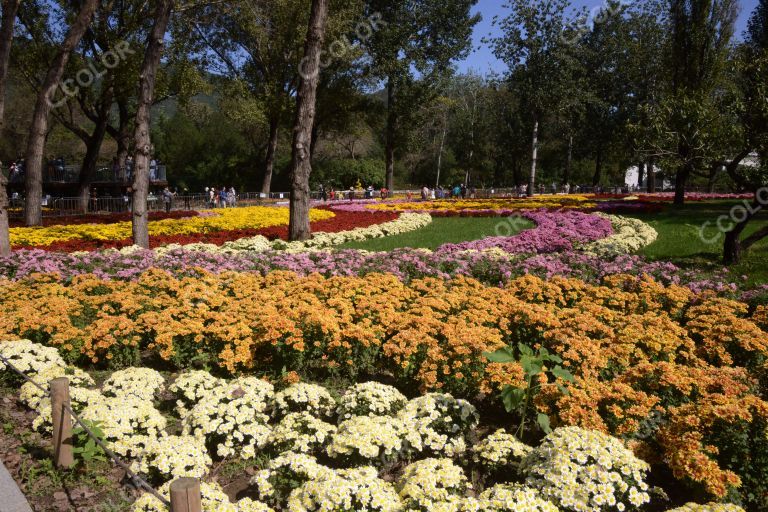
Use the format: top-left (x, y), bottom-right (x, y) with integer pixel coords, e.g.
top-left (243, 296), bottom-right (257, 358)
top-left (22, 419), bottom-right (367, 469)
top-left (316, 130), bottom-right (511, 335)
top-left (722, 5), bottom-right (768, 265)
top-left (0, 0), bottom-right (20, 256)
top-left (132, 0), bottom-right (173, 248)
top-left (363, 0), bottom-right (479, 192)
top-left (23, 0), bottom-right (99, 226)
top-left (667, 0), bottom-right (737, 204)
top-left (288, 0), bottom-right (329, 241)
top-left (491, 0), bottom-right (581, 195)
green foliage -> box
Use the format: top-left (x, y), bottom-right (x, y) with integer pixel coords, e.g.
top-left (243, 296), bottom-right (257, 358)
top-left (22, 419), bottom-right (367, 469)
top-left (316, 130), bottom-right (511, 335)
top-left (485, 343), bottom-right (574, 438)
top-left (72, 420), bottom-right (108, 467)
top-left (312, 158), bottom-right (385, 189)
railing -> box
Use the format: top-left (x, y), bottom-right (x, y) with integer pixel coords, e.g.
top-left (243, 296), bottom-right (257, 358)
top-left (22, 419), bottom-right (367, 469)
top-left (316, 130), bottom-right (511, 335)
top-left (4, 165), bottom-right (168, 185)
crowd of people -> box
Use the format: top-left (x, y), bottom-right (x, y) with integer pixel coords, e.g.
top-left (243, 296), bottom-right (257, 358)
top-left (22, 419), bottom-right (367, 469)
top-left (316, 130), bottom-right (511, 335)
top-left (205, 186), bottom-right (238, 208)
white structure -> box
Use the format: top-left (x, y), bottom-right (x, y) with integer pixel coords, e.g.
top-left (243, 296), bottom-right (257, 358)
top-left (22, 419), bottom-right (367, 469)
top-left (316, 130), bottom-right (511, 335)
top-left (624, 163), bottom-right (669, 190)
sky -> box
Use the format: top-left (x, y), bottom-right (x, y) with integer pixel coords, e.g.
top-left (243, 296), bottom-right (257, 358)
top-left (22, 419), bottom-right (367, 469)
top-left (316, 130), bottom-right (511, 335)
top-left (458, 0), bottom-right (761, 74)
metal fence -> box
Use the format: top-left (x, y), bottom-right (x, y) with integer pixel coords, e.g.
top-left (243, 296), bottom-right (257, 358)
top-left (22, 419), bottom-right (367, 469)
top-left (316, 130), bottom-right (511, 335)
top-left (4, 165), bottom-right (168, 185)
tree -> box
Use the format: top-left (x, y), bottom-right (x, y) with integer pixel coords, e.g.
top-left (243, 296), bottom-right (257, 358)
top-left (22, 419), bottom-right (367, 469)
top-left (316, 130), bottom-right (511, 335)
top-left (491, 0), bottom-right (582, 195)
top-left (131, 0), bottom-right (174, 248)
top-left (288, 0), bottom-right (329, 241)
top-left (722, 7), bottom-right (768, 265)
top-left (0, 0), bottom-right (20, 256)
top-left (363, 0), bottom-right (479, 192)
top-left (666, 0), bottom-right (738, 204)
top-left (23, 0), bottom-right (99, 226)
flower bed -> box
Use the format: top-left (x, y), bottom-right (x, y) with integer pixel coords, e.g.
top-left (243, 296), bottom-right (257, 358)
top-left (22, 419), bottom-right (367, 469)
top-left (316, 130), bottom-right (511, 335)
top-left (9, 206), bottom-right (336, 249)
top-left (331, 196), bottom-right (598, 215)
top-left (1, 271), bottom-right (767, 506)
top-left (2, 339), bottom-right (759, 511)
top-left (8, 210), bottom-right (200, 228)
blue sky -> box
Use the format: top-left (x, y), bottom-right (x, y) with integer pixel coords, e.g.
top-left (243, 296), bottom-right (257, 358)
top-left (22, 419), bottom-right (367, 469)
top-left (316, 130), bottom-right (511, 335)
top-left (458, 0), bottom-right (760, 74)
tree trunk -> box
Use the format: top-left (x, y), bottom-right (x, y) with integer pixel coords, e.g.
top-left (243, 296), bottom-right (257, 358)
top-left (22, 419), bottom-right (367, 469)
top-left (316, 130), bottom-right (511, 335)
top-left (385, 77), bottom-right (396, 193)
top-left (723, 193), bottom-right (768, 265)
top-left (77, 90), bottom-right (113, 213)
top-left (563, 135), bottom-right (573, 186)
top-left (674, 163), bottom-right (689, 205)
top-left (528, 116), bottom-right (538, 196)
top-left (0, 0), bottom-right (20, 256)
top-left (0, 0), bottom-right (19, 131)
top-left (637, 162), bottom-right (645, 189)
top-left (647, 159), bottom-right (656, 193)
top-left (436, 122), bottom-right (447, 189)
top-left (23, 0), bottom-right (98, 226)
top-left (261, 115), bottom-right (279, 195)
top-left (0, 171), bottom-right (9, 256)
top-left (592, 149), bottom-right (602, 188)
top-left (131, 0), bottom-right (173, 248)
top-left (114, 100), bottom-right (132, 175)
top-left (287, 0), bottom-right (328, 241)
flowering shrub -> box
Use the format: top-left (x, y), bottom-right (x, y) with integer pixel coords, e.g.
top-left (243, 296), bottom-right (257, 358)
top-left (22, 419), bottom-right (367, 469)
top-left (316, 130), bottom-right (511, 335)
top-left (80, 397), bottom-right (167, 458)
top-left (398, 394), bottom-right (479, 457)
top-left (167, 370), bottom-right (224, 419)
top-left (336, 381), bottom-right (407, 419)
top-left (10, 206), bottom-right (335, 248)
top-left (32, 387), bottom-right (104, 433)
top-left (269, 412), bottom-right (336, 454)
top-left (397, 458), bottom-right (470, 510)
top-left (251, 453), bottom-right (334, 506)
top-left (348, 196), bottom-right (597, 214)
top-left (183, 377), bottom-right (274, 459)
top-left (664, 504), bottom-right (746, 512)
top-left (519, 426), bottom-right (651, 512)
top-left (478, 484), bottom-right (559, 512)
top-left (286, 466), bottom-right (402, 512)
top-left (582, 214), bottom-right (658, 257)
top-left (471, 429), bottom-right (533, 473)
top-left (273, 383), bottom-right (336, 419)
top-left (131, 435), bottom-right (212, 483)
top-left (102, 367), bottom-right (165, 402)
top-left (18, 364), bottom-right (95, 410)
top-left (0, 339), bottom-right (64, 380)
top-left (327, 415), bottom-right (406, 464)
top-left (132, 481), bottom-right (273, 512)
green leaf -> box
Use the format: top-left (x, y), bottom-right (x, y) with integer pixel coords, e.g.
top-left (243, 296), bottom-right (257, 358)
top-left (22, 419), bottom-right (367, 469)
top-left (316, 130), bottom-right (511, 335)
top-left (501, 386), bottom-right (526, 413)
top-left (537, 412), bottom-right (552, 433)
top-left (518, 343), bottom-right (534, 356)
top-left (484, 347), bottom-right (516, 363)
top-left (551, 365), bottom-right (575, 382)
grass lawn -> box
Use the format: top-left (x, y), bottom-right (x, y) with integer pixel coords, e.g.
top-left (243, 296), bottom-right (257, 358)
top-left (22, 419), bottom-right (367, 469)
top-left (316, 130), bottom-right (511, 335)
top-left (627, 201), bottom-right (768, 286)
top-left (338, 216), bottom-right (534, 251)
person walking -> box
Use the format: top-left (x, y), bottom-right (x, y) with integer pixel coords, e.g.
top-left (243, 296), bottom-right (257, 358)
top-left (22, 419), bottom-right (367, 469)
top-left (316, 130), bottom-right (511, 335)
top-left (219, 187), bottom-right (228, 208)
top-left (162, 187), bottom-right (173, 213)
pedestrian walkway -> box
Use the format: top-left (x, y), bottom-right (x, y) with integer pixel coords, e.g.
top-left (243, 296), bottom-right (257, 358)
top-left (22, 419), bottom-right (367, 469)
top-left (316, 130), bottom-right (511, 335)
top-left (0, 461), bottom-right (32, 512)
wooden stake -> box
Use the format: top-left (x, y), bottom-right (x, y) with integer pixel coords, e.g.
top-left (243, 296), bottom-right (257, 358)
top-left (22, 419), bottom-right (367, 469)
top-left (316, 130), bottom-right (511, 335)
top-left (170, 478), bottom-right (202, 512)
top-left (50, 377), bottom-right (74, 468)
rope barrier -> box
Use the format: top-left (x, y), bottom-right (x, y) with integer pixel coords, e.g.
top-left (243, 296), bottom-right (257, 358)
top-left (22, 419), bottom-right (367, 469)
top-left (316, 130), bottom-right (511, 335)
top-left (0, 353), bottom-right (170, 506)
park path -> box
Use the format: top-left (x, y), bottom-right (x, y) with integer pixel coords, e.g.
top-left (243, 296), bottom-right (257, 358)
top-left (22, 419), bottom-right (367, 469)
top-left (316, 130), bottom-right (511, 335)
top-left (0, 460), bottom-right (32, 512)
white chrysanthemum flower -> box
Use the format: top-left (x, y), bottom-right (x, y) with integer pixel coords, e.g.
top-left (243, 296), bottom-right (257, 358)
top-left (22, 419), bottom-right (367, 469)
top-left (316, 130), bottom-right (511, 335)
top-left (80, 396), bottom-right (167, 458)
top-left (582, 214), bottom-right (658, 257)
top-left (270, 412), bottom-right (336, 454)
top-left (0, 339), bottom-right (64, 379)
top-left (664, 504), bottom-right (745, 512)
top-left (397, 458), bottom-right (469, 510)
top-left (31, 387), bottom-right (104, 433)
top-left (250, 452), bottom-right (333, 506)
top-left (132, 480), bottom-right (274, 511)
top-left (478, 484), bottom-right (559, 511)
top-left (327, 415), bottom-right (406, 464)
top-left (131, 435), bottom-right (212, 483)
top-left (472, 429), bottom-right (533, 472)
top-left (286, 466), bottom-right (402, 512)
top-left (102, 367), bottom-right (166, 402)
top-left (183, 377), bottom-right (274, 459)
top-left (168, 370), bottom-right (223, 419)
top-left (520, 426), bottom-right (651, 512)
top-left (336, 382), bottom-right (407, 419)
top-left (273, 383), bottom-right (336, 419)
top-left (398, 393), bottom-right (478, 457)
top-left (19, 364), bottom-right (95, 410)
